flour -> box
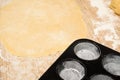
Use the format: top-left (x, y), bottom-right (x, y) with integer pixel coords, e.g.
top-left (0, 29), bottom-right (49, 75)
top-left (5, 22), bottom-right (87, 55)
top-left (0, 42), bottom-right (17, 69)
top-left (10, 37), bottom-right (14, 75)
top-left (74, 42), bottom-right (100, 60)
top-left (76, 49), bottom-right (99, 60)
top-left (59, 60), bottom-right (85, 80)
top-left (90, 74), bottom-right (113, 80)
top-left (90, 0), bottom-right (120, 49)
top-left (103, 55), bottom-right (120, 76)
top-left (0, 0), bottom-right (12, 8)
top-left (0, 42), bottom-right (60, 80)
top-left (104, 63), bottom-right (120, 76)
top-left (60, 68), bottom-right (81, 80)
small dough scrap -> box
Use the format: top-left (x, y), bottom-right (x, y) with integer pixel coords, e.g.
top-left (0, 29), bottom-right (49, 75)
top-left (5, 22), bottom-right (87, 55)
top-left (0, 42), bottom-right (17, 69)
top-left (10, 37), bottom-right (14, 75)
top-left (110, 0), bottom-right (120, 15)
top-left (0, 0), bottom-right (88, 57)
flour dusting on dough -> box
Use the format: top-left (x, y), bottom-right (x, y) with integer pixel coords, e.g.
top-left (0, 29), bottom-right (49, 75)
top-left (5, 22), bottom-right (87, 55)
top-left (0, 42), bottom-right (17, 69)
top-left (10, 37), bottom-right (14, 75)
top-left (90, 0), bottom-right (120, 49)
top-left (0, 0), bottom-right (12, 8)
top-left (0, 43), bottom-right (60, 80)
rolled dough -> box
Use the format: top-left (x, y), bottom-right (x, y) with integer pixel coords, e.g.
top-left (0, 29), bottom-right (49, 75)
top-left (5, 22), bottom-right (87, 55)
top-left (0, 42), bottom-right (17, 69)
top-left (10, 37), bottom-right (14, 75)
top-left (0, 0), bottom-right (88, 57)
top-left (110, 0), bottom-right (120, 15)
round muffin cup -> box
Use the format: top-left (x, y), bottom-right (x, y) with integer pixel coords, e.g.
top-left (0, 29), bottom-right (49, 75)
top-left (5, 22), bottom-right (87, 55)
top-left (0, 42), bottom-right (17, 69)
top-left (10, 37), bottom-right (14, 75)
top-left (90, 74), bottom-right (113, 80)
top-left (56, 58), bottom-right (86, 80)
top-left (74, 42), bottom-right (101, 61)
top-left (102, 54), bottom-right (120, 76)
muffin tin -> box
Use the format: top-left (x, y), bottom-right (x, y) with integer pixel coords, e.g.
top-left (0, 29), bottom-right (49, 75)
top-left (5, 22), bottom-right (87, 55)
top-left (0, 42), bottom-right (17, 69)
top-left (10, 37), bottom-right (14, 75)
top-left (39, 39), bottom-right (120, 80)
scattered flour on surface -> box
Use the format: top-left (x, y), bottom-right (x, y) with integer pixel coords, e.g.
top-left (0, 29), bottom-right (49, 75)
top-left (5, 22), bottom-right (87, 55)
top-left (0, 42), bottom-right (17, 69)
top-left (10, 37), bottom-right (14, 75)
top-left (0, 43), bottom-right (60, 80)
top-left (0, 0), bottom-right (12, 8)
top-left (90, 0), bottom-right (120, 49)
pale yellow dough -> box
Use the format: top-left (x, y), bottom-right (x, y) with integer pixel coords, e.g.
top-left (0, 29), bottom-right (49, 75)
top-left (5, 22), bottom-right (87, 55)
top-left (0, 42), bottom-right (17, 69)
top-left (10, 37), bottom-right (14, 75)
top-left (0, 0), bottom-right (88, 57)
top-left (110, 0), bottom-right (120, 15)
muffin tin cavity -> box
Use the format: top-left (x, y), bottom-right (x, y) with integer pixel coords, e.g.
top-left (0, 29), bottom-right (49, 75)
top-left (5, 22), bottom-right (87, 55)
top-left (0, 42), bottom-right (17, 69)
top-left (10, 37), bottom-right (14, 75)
top-left (57, 59), bottom-right (85, 80)
top-left (90, 74), bottom-right (113, 80)
top-left (39, 39), bottom-right (120, 80)
top-left (102, 54), bottom-right (120, 76)
top-left (74, 42), bottom-right (101, 60)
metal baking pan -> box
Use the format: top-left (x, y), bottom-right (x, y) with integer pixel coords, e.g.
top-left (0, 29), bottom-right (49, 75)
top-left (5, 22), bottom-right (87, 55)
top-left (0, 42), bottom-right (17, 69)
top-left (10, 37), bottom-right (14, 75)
top-left (39, 39), bottom-right (120, 80)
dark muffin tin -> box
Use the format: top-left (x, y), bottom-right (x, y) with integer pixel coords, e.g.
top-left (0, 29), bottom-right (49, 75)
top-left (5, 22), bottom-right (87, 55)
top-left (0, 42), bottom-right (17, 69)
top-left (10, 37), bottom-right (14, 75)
top-left (39, 39), bottom-right (120, 80)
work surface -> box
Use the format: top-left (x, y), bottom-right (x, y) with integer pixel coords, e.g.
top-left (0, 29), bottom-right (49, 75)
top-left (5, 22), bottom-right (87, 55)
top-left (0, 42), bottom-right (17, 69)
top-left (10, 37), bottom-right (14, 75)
top-left (0, 0), bottom-right (120, 80)
top-left (79, 0), bottom-right (120, 51)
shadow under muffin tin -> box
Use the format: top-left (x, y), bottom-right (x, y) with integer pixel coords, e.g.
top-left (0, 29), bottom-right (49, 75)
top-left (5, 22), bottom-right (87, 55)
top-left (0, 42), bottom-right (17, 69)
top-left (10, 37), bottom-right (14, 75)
top-left (39, 39), bottom-right (120, 80)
